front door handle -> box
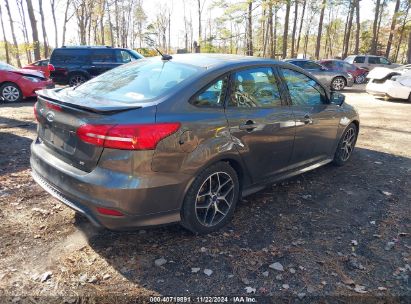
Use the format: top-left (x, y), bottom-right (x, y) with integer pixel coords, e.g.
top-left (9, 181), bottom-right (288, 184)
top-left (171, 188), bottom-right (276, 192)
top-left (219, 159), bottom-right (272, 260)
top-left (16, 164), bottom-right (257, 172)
top-left (239, 120), bottom-right (258, 132)
top-left (304, 114), bottom-right (313, 125)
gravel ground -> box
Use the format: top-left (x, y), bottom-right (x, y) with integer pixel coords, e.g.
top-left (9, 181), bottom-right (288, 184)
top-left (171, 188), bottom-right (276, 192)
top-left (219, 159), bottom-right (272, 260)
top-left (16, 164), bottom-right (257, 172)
top-left (0, 87), bottom-right (410, 303)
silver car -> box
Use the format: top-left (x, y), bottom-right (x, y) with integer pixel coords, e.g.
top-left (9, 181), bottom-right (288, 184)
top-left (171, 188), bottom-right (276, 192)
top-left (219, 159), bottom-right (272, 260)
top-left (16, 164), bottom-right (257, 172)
top-left (285, 59), bottom-right (354, 91)
top-left (31, 54), bottom-right (360, 234)
top-left (345, 55), bottom-right (401, 71)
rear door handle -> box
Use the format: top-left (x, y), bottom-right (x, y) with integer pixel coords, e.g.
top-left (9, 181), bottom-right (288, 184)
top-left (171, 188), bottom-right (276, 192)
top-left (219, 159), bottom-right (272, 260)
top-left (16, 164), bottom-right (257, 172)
top-left (239, 120), bottom-right (258, 132)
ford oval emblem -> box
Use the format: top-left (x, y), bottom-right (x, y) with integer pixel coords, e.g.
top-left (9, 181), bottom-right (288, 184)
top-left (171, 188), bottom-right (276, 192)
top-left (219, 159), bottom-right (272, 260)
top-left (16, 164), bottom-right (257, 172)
top-left (46, 111), bottom-right (55, 122)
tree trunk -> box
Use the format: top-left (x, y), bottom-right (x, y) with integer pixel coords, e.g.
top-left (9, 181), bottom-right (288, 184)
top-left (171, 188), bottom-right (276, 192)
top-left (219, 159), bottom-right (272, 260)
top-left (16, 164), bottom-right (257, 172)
top-left (408, 30), bottom-right (411, 64)
top-left (375, 0), bottom-right (386, 50)
top-left (315, 0), bottom-right (326, 60)
top-left (291, 0), bottom-right (298, 58)
top-left (268, 2), bottom-right (273, 58)
top-left (5, 0), bottom-right (21, 67)
top-left (38, 0), bottom-right (49, 58)
top-left (283, 0), bottom-right (291, 59)
top-left (61, 0), bottom-right (70, 46)
top-left (394, 4), bottom-right (410, 62)
top-left (371, 0), bottom-right (381, 54)
top-left (100, 0), bottom-right (105, 45)
top-left (385, 0), bottom-right (400, 59)
top-left (354, 0), bottom-right (360, 54)
top-left (26, 0), bottom-right (40, 61)
top-left (296, 0), bottom-right (306, 55)
top-left (342, 0), bottom-right (354, 58)
top-left (246, 1), bottom-right (253, 56)
top-left (0, 4), bottom-right (10, 64)
top-left (17, 0), bottom-right (32, 63)
top-left (197, 0), bottom-right (202, 51)
top-left (51, 0), bottom-right (58, 47)
top-left (273, 5), bottom-right (278, 58)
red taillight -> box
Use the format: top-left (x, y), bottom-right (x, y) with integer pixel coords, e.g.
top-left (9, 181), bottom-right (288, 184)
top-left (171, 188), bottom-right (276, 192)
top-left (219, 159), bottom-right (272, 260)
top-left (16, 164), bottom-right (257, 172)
top-left (96, 207), bottom-right (124, 217)
top-left (76, 123), bottom-right (181, 150)
top-left (34, 102), bottom-right (39, 121)
top-left (48, 64), bottom-right (55, 72)
top-left (45, 101), bottom-right (62, 111)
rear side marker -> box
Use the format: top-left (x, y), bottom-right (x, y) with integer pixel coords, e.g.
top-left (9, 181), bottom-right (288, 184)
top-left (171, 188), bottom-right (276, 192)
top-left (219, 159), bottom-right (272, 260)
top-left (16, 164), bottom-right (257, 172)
top-left (96, 207), bottom-right (124, 217)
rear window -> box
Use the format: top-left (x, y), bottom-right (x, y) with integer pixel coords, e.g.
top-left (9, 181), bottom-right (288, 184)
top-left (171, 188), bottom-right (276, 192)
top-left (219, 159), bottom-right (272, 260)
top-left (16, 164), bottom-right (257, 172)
top-left (66, 60), bottom-right (199, 103)
top-left (353, 56), bottom-right (365, 63)
top-left (51, 49), bottom-right (88, 64)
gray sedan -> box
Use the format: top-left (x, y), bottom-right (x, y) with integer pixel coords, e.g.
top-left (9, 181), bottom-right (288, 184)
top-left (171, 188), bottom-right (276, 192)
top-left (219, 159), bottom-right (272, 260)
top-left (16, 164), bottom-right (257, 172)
top-left (31, 54), bottom-right (359, 234)
top-left (285, 59), bottom-right (354, 91)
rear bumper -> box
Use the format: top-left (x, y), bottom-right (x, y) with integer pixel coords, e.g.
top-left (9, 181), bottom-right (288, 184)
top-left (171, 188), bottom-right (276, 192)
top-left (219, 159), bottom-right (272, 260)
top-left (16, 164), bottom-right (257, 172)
top-left (30, 140), bottom-right (192, 230)
top-left (366, 81), bottom-right (411, 100)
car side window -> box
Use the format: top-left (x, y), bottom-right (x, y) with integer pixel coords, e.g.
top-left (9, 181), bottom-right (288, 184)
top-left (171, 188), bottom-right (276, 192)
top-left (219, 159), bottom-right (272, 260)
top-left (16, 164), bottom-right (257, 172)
top-left (281, 68), bottom-right (326, 106)
top-left (116, 50), bottom-right (133, 63)
top-left (91, 50), bottom-right (115, 63)
top-left (303, 61), bottom-right (322, 70)
top-left (353, 56), bottom-right (365, 63)
top-left (191, 77), bottom-right (228, 107)
top-left (380, 57), bottom-right (390, 64)
top-left (368, 57), bottom-right (379, 64)
top-left (229, 67), bottom-right (282, 108)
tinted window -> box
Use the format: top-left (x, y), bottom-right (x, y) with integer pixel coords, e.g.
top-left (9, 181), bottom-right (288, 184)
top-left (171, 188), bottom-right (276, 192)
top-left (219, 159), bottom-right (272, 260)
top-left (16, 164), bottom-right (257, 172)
top-left (290, 61), bottom-right (304, 68)
top-left (380, 57), bottom-right (390, 64)
top-left (302, 61), bottom-right (322, 70)
top-left (353, 56), bottom-right (365, 63)
top-left (91, 49), bottom-right (115, 63)
top-left (368, 57), bottom-right (379, 64)
top-left (321, 61), bottom-right (333, 69)
top-left (51, 49), bottom-right (88, 64)
top-left (229, 67), bottom-right (282, 108)
top-left (281, 68), bottom-right (326, 106)
top-left (115, 50), bottom-right (133, 63)
top-left (65, 60), bottom-right (199, 103)
top-left (191, 78), bottom-right (228, 107)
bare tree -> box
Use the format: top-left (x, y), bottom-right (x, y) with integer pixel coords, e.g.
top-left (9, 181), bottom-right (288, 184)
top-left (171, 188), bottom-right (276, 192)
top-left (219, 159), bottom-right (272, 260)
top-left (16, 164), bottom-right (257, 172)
top-left (315, 0), bottom-right (326, 59)
top-left (342, 0), bottom-right (354, 58)
top-left (246, 0), bottom-right (253, 55)
top-left (39, 0), bottom-right (49, 58)
top-left (283, 0), bottom-right (291, 58)
top-left (4, 0), bottom-right (21, 67)
top-left (17, 0), bottom-right (32, 63)
top-left (26, 0), bottom-right (41, 60)
top-left (371, 0), bottom-right (381, 54)
top-left (291, 0), bottom-right (298, 58)
top-left (50, 0), bottom-right (59, 47)
top-left (408, 30), bottom-right (411, 63)
top-left (354, 0), bottom-right (360, 54)
top-left (0, 4), bottom-right (10, 64)
top-left (296, 0), bottom-right (306, 55)
top-left (385, 0), bottom-right (400, 58)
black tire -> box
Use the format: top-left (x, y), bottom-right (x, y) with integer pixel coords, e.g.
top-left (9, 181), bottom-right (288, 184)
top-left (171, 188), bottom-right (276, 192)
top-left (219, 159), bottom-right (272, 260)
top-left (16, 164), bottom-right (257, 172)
top-left (331, 76), bottom-right (346, 91)
top-left (181, 161), bottom-right (240, 234)
top-left (68, 73), bottom-right (87, 87)
top-left (408, 93), bottom-right (411, 103)
top-left (333, 123), bottom-right (358, 166)
top-left (0, 82), bottom-right (23, 102)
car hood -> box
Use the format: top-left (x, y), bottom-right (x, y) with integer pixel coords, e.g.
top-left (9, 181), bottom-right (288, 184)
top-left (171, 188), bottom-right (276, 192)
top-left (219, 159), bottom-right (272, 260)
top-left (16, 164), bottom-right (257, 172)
top-left (12, 68), bottom-right (45, 78)
top-left (367, 67), bottom-right (402, 80)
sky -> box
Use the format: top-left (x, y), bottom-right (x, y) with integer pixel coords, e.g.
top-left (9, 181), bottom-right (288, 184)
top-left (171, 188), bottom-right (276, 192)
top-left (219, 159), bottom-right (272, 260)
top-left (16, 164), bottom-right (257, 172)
top-left (1, 0), bottom-right (394, 50)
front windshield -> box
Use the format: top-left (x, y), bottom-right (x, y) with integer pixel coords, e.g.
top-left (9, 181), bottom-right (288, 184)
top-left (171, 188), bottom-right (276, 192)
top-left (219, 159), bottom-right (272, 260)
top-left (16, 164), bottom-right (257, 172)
top-left (66, 59), bottom-right (199, 103)
top-left (0, 62), bottom-right (18, 71)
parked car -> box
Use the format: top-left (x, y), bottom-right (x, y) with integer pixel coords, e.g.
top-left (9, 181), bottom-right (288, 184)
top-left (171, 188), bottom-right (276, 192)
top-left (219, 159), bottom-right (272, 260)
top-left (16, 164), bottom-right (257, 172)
top-left (31, 54), bottom-right (360, 234)
top-left (344, 55), bottom-right (401, 71)
top-left (319, 59), bottom-right (368, 84)
top-left (284, 59), bottom-right (354, 91)
top-left (23, 59), bottom-right (50, 78)
top-left (49, 46), bottom-right (144, 86)
top-left (366, 67), bottom-right (411, 102)
top-left (0, 62), bottom-right (54, 102)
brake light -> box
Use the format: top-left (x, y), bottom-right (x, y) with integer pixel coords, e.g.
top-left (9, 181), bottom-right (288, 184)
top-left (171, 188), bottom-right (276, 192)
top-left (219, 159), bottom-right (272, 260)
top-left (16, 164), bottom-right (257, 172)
top-left (48, 64), bottom-right (55, 72)
top-left (45, 101), bottom-right (62, 111)
top-left (96, 207), bottom-right (124, 217)
top-left (34, 102), bottom-right (39, 121)
top-left (76, 123), bottom-right (181, 150)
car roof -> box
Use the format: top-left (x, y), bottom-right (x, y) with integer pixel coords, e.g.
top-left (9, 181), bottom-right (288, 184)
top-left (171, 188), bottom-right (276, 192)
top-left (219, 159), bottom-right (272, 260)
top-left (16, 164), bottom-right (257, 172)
top-left (153, 53), bottom-right (283, 69)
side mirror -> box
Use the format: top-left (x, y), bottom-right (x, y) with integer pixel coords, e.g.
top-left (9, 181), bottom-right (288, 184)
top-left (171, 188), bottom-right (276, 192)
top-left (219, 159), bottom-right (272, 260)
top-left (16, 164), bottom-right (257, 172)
top-left (330, 91), bottom-right (345, 106)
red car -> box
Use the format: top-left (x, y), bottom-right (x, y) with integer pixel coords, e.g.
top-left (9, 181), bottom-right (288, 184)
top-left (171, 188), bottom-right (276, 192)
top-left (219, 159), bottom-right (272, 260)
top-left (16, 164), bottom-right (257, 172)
top-left (319, 59), bottom-right (368, 84)
top-left (0, 62), bottom-right (54, 102)
top-left (23, 59), bottom-right (50, 78)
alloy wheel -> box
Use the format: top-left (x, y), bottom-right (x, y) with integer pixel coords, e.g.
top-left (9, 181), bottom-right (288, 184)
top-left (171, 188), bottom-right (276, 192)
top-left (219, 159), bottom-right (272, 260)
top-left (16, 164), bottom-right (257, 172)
top-left (69, 75), bottom-right (86, 86)
top-left (340, 127), bottom-right (356, 161)
top-left (2, 85), bottom-right (20, 102)
top-left (332, 78), bottom-right (345, 91)
top-left (355, 75), bottom-right (365, 84)
top-left (195, 172), bottom-right (234, 227)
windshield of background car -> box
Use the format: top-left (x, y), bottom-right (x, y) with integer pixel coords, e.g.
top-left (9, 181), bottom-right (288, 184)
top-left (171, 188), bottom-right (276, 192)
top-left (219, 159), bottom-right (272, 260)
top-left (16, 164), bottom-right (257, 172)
top-left (65, 60), bottom-right (200, 103)
top-left (0, 62), bottom-right (18, 71)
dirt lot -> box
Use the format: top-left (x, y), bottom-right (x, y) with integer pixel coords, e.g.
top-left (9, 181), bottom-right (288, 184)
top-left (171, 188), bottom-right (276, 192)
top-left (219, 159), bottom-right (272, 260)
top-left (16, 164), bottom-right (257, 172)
top-left (0, 87), bottom-right (410, 303)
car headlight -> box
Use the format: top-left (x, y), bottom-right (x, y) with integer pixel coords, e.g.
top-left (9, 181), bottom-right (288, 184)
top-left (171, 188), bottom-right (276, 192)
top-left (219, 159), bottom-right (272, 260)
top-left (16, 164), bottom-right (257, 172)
top-left (23, 76), bottom-right (41, 83)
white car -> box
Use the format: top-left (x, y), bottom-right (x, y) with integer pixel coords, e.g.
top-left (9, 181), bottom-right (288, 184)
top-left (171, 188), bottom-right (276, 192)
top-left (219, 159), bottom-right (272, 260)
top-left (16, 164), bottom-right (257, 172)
top-left (366, 67), bottom-right (411, 102)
